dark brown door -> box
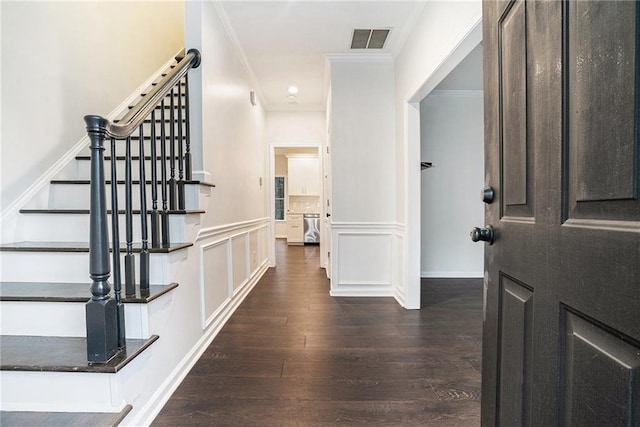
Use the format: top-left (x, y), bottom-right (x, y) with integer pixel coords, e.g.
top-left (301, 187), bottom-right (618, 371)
top-left (481, 0), bottom-right (640, 425)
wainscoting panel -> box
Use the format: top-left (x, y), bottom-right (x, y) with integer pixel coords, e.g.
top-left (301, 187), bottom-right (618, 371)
top-left (231, 233), bottom-right (249, 292)
top-left (393, 226), bottom-right (406, 306)
top-left (197, 218), bottom-right (270, 330)
top-left (199, 238), bottom-right (231, 330)
top-left (331, 223), bottom-right (403, 298)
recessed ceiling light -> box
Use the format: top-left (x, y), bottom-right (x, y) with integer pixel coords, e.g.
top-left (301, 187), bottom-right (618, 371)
top-left (288, 86), bottom-right (299, 95)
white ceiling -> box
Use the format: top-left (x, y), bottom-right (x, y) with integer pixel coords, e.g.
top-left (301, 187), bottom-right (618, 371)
top-left (219, 1), bottom-right (426, 111)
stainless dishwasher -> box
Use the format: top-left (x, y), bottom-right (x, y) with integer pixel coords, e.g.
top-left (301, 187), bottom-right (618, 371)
top-left (303, 214), bottom-right (320, 244)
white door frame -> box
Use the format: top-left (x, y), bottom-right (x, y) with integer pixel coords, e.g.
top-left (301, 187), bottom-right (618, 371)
top-left (403, 19), bottom-right (483, 309)
top-left (267, 142), bottom-right (324, 268)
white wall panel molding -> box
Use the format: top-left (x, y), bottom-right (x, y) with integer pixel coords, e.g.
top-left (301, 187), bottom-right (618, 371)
top-left (199, 237), bottom-right (232, 330)
top-left (196, 217), bottom-right (269, 241)
top-left (197, 217), bottom-right (270, 330)
top-left (330, 222), bottom-right (405, 298)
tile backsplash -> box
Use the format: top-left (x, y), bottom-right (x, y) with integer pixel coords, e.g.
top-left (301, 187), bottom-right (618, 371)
top-left (289, 195), bottom-right (320, 213)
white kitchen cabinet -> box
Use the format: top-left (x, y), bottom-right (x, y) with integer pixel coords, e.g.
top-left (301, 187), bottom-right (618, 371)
top-left (287, 155), bottom-right (320, 196)
top-left (286, 214), bottom-right (303, 244)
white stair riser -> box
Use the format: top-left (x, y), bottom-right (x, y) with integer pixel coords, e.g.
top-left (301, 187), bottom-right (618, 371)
top-left (15, 213), bottom-right (191, 243)
top-left (75, 158), bottom-right (183, 181)
top-left (0, 251), bottom-right (182, 283)
top-left (0, 301), bottom-right (150, 339)
top-left (48, 183), bottom-right (200, 210)
top-left (0, 371), bottom-right (124, 413)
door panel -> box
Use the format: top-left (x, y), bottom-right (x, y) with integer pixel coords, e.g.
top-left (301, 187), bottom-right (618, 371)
top-left (501, 0), bottom-right (529, 211)
top-left (482, 0), bottom-right (640, 425)
top-left (497, 275), bottom-right (533, 427)
top-left (567, 0), bottom-right (638, 204)
top-left (562, 310), bottom-right (640, 426)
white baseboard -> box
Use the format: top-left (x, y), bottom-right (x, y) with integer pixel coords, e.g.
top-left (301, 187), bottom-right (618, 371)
top-left (123, 261), bottom-right (269, 427)
top-left (421, 271), bottom-right (483, 278)
top-left (330, 287), bottom-right (394, 297)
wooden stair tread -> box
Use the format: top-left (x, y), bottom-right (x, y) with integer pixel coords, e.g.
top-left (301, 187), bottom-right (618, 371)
top-left (50, 179), bottom-right (215, 187)
top-left (19, 208), bottom-right (205, 215)
top-left (0, 335), bottom-right (159, 373)
top-left (74, 155), bottom-right (179, 161)
top-left (0, 241), bottom-right (193, 253)
top-left (0, 282), bottom-right (178, 303)
top-left (0, 405), bottom-right (132, 427)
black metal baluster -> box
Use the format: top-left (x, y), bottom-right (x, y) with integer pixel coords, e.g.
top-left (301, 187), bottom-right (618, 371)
top-left (168, 89), bottom-right (177, 210)
top-left (138, 124), bottom-right (150, 291)
top-left (124, 136), bottom-right (135, 296)
top-left (84, 115), bottom-right (117, 363)
top-left (160, 99), bottom-right (170, 246)
top-left (110, 138), bottom-right (126, 348)
top-left (177, 81), bottom-right (185, 210)
top-left (150, 111), bottom-right (160, 248)
top-left (184, 75), bottom-right (192, 180)
top-left (178, 82), bottom-right (185, 210)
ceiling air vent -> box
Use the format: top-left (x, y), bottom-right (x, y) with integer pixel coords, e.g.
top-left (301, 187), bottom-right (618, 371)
top-left (350, 29), bottom-right (390, 49)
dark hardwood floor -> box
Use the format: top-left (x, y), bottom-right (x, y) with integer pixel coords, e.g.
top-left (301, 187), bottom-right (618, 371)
top-left (153, 240), bottom-right (482, 426)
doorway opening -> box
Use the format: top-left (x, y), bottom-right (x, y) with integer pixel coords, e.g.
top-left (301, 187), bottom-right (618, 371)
top-left (268, 144), bottom-right (324, 270)
top-left (419, 43), bottom-right (484, 284)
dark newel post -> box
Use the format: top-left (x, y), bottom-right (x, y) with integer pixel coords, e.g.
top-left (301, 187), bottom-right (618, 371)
top-left (124, 136), bottom-right (135, 296)
top-left (138, 124), bottom-right (150, 290)
top-left (184, 74), bottom-right (192, 180)
top-left (150, 111), bottom-right (160, 248)
top-left (160, 100), bottom-right (170, 246)
top-left (84, 115), bottom-right (118, 363)
top-left (168, 89), bottom-right (177, 210)
top-left (177, 81), bottom-right (185, 210)
top-left (110, 138), bottom-right (126, 348)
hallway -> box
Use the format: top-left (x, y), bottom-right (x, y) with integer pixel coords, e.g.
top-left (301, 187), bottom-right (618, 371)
top-left (153, 240), bottom-right (482, 426)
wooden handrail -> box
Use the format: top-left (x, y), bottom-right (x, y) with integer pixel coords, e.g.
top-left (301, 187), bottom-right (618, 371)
top-left (85, 48), bottom-right (200, 139)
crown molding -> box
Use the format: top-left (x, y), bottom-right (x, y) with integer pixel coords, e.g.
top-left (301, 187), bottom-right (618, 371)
top-left (213, 1), bottom-right (268, 109)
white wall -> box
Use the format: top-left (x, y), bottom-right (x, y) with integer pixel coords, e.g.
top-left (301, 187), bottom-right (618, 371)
top-left (394, 0), bottom-right (482, 308)
top-left (420, 92), bottom-right (484, 277)
top-left (0, 1), bottom-right (185, 211)
top-left (327, 58), bottom-right (400, 298)
top-left (266, 111), bottom-right (326, 146)
top-left (183, 1), bottom-right (268, 229)
top-left (329, 60), bottom-right (396, 223)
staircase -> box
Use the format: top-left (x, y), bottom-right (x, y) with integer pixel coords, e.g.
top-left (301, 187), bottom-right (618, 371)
top-left (0, 49), bottom-right (211, 426)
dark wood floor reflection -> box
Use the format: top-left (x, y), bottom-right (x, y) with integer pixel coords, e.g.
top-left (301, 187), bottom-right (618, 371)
top-left (153, 240), bottom-right (482, 426)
